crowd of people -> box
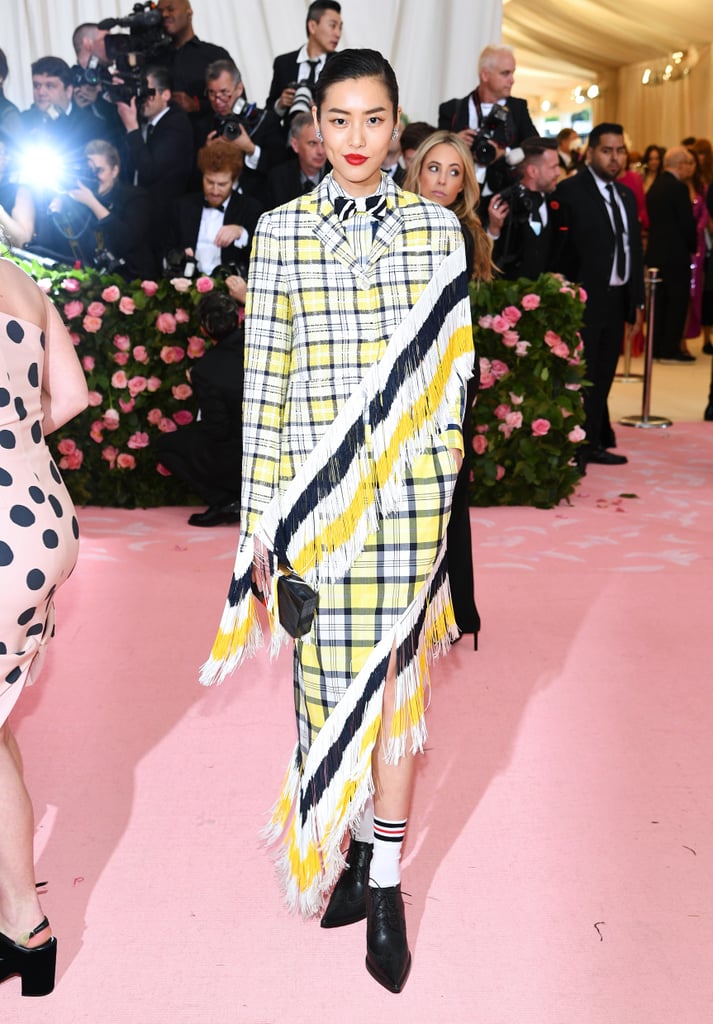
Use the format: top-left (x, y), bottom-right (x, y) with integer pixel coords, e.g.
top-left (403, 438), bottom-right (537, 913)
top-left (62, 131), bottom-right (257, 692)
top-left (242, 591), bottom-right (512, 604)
top-left (1, 1), bottom-right (712, 1000)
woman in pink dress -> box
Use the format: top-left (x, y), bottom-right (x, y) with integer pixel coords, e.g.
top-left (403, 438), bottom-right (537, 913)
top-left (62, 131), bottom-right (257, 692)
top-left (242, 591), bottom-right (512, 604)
top-left (0, 257), bottom-right (87, 996)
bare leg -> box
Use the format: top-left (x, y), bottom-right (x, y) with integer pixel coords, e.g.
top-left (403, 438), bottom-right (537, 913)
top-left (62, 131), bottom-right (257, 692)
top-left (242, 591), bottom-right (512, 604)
top-left (0, 722), bottom-right (50, 946)
top-left (372, 650), bottom-right (416, 822)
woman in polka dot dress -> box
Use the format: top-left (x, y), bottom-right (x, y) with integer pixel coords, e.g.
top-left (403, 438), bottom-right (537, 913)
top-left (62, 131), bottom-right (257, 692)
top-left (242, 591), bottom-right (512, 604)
top-left (0, 257), bottom-right (87, 996)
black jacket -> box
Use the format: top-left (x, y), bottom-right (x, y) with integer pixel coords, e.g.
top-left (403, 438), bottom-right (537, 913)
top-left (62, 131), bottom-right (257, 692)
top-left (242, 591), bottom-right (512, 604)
top-left (437, 93), bottom-right (537, 150)
top-left (173, 189), bottom-right (263, 272)
top-left (645, 170), bottom-right (698, 282)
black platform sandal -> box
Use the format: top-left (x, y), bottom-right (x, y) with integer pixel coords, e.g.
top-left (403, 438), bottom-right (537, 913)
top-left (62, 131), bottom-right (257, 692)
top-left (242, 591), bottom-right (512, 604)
top-left (0, 917), bottom-right (57, 996)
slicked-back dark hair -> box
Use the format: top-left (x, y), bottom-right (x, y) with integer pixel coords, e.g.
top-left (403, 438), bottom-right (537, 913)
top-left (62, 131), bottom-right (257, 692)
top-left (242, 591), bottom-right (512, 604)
top-left (313, 48), bottom-right (398, 119)
top-left (198, 291), bottom-right (240, 341)
top-left (589, 122), bottom-right (624, 148)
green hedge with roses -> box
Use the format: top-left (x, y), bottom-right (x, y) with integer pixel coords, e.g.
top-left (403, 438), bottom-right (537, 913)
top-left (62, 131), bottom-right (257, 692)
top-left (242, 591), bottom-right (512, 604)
top-left (11, 257), bottom-right (588, 509)
top-left (469, 272), bottom-right (588, 508)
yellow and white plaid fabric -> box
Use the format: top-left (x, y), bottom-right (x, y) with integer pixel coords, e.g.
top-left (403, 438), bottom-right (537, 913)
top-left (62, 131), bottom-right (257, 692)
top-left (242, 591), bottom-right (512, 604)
top-left (201, 173), bottom-right (474, 914)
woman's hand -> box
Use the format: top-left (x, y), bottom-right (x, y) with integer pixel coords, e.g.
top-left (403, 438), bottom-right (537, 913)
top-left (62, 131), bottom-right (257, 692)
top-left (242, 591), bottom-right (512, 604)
top-left (487, 193), bottom-right (510, 237)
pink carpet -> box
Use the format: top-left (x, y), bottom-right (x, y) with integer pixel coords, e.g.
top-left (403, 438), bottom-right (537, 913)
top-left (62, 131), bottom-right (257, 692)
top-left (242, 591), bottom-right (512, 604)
top-left (4, 423), bottom-right (713, 1022)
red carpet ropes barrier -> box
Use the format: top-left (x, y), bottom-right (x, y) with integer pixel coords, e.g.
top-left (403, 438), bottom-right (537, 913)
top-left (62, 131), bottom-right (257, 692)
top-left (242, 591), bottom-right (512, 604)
top-left (11, 257), bottom-right (587, 509)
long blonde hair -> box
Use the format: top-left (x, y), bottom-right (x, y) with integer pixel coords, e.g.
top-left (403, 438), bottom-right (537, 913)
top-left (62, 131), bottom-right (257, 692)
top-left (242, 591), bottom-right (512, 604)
top-left (403, 129), bottom-right (494, 282)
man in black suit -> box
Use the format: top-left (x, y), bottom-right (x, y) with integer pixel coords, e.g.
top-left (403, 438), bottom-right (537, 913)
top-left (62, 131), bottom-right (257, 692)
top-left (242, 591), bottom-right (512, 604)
top-left (172, 141), bottom-right (263, 277)
top-left (265, 1), bottom-right (342, 123)
top-left (551, 122), bottom-right (645, 470)
top-left (645, 146), bottom-right (698, 362)
top-left (155, 291), bottom-right (245, 527)
top-left (490, 136), bottom-right (561, 280)
top-left (264, 112), bottom-right (327, 210)
top-left (438, 44), bottom-right (537, 190)
top-left (117, 65), bottom-right (194, 267)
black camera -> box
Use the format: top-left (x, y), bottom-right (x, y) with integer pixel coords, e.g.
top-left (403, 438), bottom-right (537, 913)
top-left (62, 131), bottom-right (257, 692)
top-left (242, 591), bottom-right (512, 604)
top-left (92, 249), bottom-right (126, 275)
top-left (93, 2), bottom-right (171, 103)
top-left (56, 160), bottom-right (100, 194)
top-left (164, 248), bottom-right (196, 279)
top-left (472, 104), bottom-right (511, 165)
top-left (495, 182), bottom-right (538, 223)
top-left (214, 103), bottom-right (258, 141)
top-left (212, 261), bottom-right (248, 282)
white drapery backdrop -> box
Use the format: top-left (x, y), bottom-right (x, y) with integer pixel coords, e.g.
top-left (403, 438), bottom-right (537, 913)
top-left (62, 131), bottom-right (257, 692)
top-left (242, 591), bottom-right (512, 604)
top-left (5, 1), bottom-right (502, 123)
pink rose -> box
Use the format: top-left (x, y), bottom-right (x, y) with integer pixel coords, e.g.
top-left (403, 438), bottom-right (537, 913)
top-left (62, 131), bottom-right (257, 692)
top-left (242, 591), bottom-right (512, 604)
top-left (565, 383), bottom-right (582, 392)
top-left (127, 431), bottom-right (150, 450)
top-left (147, 376), bottom-right (162, 392)
top-left (560, 407), bottom-right (572, 419)
top-left (521, 293), bottom-right (540, 311)
top-left (490, 359), bottom-right (509, 379)
top-left (70, 333), bottom-right (81, 347)
top-left (159, 417), bottom-right (177, 433)
top-left (578, 287), bottom-right (588, 303)
top-left (552, 342), bottom-right (570, 358)
top-left (173, 409), bottom-right (193, 426)
top-left (472, 434), bottom-right (488, 455)
top-left (196, 276), bottom-right (214, 293)
top-left (101, 285), bottom-right (121, 303)
top-left (111, 371), bottom-right (128, 389)
top-left (119, 398), bottom-right (135, 414)
top-left (515, 341), bottom-right (531, 357)
top-left (475, 424), bottom-right (489, 434)
top-left (509, 392), bottom-right (524, 406)
top-left (132, 345), bottom-right (149, 364)
top-left (83, 315), bottom-right (102, 333)
top-left (82, 355), bottom-right (95, 372)
top-left (568, 425), bottom-right (587, 443)
top-left (147, 408), bottom-right (163, 425)
top-left (156, 463), bottom-right (172, 476)
top-left (119, 296), bottom-right (136, 315)
top-left (172, 383), bottom-right (192, 401)
top-left (87, 390), bottom-right (103, 407)
top-left (157, 313), bottom-right (177, 335)
top-left (87, 301), bottom-right (106, 317)
top-left (57, 438), bottom-right (77, 455)
top-left (478, 314), bottom-right (494, 329)
top-left (502, 305), bottom-right (522, 325)
top-left (187, 335), bottom-right (206, 359)
top-left (37, 278), bottom-right (52, 293)
top-left (102, 446), bottom-right (118, 467)
top-left (128, 375), bottom-right (148, 397)
top-left (494, 403), bottom-right (511, 420)
top-left (172, 346), bottom-right (184, 362)
top-left (113, 334), bottom-right (131, 351)
top-left (90, 420), bottom-right (104, 443)
top-left (113, 352), bottom-right (129, 366)
top-left (117, 453), bottom-right (136, 470)
top-left (170, 277), bottom-right (191, 293)
top-left (491, 315), bottom-right (510, 334)
top-left (59, 449), bottom-right (83, 471)
top-left (505, 411), bottom-right (523, 429)
top-left (63, 300), bottom-right (84, 319)
top-left (544, 330), bottom-right (562, 348)
top-left (62, 278), bottom-right (81, 293)
top-left (496, 465), bottom-right (506, 481)
top-left (175, 308), bottom-right (190, 323)
top-left (501, 329), bottom-right (519, 348)
top-left (559, 285), bottom-right (575, 297)
top-left (142, 280), bottom-right (159, 296)
top-left (531, 418), bottom-right (551, 437)
top-left (103, 408), bottom-right (120, 430)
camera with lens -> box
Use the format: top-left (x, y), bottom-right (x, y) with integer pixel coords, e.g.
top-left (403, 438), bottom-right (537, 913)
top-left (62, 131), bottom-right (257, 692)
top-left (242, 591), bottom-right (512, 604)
top-left (56, 160), bottom-right (100, 194)
top-left (214, 103), bottom-right (258, 141)
top-left (92, 249), bottom-right (126, 275)
top-left (212, 260), bottom-right (248, 282)
top-left (471, 104), bottom-right (511, 165)
top-left (164, 248), bottom-right (197, 279)
top-left (495, 182), bottom-right (538, 223)
top-left (93, 2), bottom-right (171, 104)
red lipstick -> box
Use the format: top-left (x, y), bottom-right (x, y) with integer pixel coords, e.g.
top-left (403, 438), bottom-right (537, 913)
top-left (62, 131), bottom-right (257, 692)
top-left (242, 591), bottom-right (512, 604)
top-left (345, 154), bottom-right (367, 165)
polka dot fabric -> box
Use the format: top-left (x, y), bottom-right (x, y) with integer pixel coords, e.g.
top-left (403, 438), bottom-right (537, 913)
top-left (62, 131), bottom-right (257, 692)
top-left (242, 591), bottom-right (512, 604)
top-left (0, 313), bottom-right (80, 723)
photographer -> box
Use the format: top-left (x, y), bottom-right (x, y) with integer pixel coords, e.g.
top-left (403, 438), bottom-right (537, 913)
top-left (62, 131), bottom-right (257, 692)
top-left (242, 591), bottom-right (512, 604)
top-left (70, 22), bottom-right (125, 151)
top-left (198, 60), bottom-right (286, 204)
top-left (50, 139), bottom-right (155, 279)
top-left (438, 45), bottom-right (537, 192)
top-left (266, 1), bottom-right (342, 122)
top-left (117, 65), bottom-right (193, 264)
top-left (488, 136), bottom-right (561, 280)
top-left (171, 141), bottom-right (262, 278)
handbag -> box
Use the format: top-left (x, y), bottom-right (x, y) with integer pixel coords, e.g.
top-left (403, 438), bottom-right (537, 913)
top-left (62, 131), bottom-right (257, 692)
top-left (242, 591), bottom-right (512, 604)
top-left (276, 566), bottom-right (318, 638)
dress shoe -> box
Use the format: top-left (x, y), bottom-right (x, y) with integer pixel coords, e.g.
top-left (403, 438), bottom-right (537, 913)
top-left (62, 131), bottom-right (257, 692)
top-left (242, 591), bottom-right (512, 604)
top-left (660, 351), bottom-right (696, 363)
top-left (365, 884), bottom-right (412, 993)
top-left (703, 341), bottom-right (713, 355)
top-left (586, 447), bottom-right (628, 466)
top-left (704, 403), bottom-right (713, 422)
top-left (321, 839), bottom-right (372, 928)
top-left (188, 500), bottom-right (241, 527)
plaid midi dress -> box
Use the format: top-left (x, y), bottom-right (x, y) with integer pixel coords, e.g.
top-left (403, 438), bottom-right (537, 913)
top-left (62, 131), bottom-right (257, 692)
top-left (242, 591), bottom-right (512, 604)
top-left (203, 173), bottom-right (474, 914)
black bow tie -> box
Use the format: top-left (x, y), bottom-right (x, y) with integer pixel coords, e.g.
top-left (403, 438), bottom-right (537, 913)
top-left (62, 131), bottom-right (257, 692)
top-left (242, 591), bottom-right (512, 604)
top-left (203, 200), bottom-right (226, 213)
top-left (334, 193), bottom-right (388, 222)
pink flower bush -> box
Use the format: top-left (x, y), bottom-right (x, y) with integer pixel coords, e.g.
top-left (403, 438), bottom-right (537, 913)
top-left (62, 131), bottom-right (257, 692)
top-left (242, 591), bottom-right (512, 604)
top-left (195, 276), bottom-right (214, 293)
top-left (158, 417), bottom-right (177, 433)
top-left (172, 383), bottom-right (192, 401)
top-left (147, 376), bottom-right (162, 392)
top-left (159, 345), bottom-right (184, 363)
top-left (531, 418), bottom-right (551, 437)
top-left (113, 352), bottom-right (129, 366)
top-left (119, 296), bottom-right (135, 315)
top-left (113, 334), bottom-right (131, 351)
top-left (501, 329), bottom-right (520, 347)
top-left (87, 301), bottom-right (106, 317)
top-left (127, 431), bottom-right (150, 450)
top-left (87, 390), bottom-right (103, 407)
top-left (187, 335), bottom-right (206, 359)
top-left (111, 371), bottom-right (128, 389)
top-left (521, 293), bottom-right (540, 310)
top-left (141, 280), bottom-right (159, 296)
top-left (119, 398), bottom-right (135, 414)
top-left (147, 408), bottom-right (163, 425)
top-left (171, 277), bottom-right (191, 293)
top-left (502, 305), bottom-right (522, 325)
top-left (59, 449), bottom-right (84, 471)
top-left (175, 308), bottom-right (190, 323)
top-left (117, 453), bottom-right (136, 470)
top-left (101, 285), bottom-right (121, 302)
top-left (57, 438), bottom-right (78, 456)
top-left (157, 313), bottom-right (177, 335)
top-left (103, 409), bottom-right (120, 430)
top-left (128, 375), bottom-right (148, 397)
top-left (490, 359), bottom-right (510, 379)
top-left (568, 425), bottom-right (586, 443)
top-left (132, 345), bottom-right (149, 364)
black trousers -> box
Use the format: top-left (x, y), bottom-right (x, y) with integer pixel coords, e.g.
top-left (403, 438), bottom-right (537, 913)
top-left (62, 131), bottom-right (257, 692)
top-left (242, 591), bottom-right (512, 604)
top-left (580, 288), bottom-right (628, 452)
top-left (650, 271), bottom-right (690, 359)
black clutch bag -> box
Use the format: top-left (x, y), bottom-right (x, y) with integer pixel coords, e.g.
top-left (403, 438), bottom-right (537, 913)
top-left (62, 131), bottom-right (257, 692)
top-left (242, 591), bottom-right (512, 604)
top-left (277, 567), bottom-right (318, 638)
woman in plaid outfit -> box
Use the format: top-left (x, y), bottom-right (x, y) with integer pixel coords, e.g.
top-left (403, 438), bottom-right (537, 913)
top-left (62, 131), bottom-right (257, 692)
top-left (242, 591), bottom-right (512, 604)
top-left (203, 48), bottom-right (474, 993)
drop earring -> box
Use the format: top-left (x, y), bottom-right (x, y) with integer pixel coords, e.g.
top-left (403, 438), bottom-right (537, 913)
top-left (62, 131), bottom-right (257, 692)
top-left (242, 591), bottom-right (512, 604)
top-left (392, 128), bottom-right (399, 140)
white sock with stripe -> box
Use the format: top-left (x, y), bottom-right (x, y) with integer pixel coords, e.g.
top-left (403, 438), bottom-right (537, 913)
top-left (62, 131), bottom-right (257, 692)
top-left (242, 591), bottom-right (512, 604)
top-left (369, 815), bottom-right (407, 888)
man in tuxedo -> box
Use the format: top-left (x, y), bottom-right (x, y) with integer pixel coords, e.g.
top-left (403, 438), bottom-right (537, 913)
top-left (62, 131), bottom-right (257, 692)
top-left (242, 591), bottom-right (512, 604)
top-left (198, 59), bottom-right (287, 205)
top-left (264, 112), bottom-right (326, 210)
top-left (265, 0), bottom-right (342, 122)
top-left (117, 65), bottom-right (194, 267)
top-left (437, 44), bottom-right (537, 188)
top-left (172, 141), bottom-right (263, 277)
top-left (551, 122), bottom-right (645, 470)
top-left (490, 136), bottom-right (561, 280)
top-left (645, 147), bottom-right (698, 362)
